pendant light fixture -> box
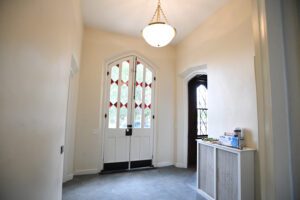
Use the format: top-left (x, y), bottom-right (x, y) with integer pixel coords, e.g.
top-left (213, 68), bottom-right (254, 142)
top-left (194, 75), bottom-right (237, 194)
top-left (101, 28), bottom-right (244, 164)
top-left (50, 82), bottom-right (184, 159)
top-left (142, 0), bottom-right (176, 48)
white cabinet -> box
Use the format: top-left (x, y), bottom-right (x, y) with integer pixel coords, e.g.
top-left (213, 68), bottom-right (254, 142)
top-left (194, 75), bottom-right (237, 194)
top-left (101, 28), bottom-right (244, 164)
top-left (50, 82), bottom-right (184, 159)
top-left (196, 140), bottom-right (255, 200)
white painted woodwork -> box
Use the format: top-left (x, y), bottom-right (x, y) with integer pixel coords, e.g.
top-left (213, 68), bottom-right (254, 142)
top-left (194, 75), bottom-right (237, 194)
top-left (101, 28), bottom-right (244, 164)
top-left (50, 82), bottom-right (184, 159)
top-left (103, 56), bottom-right (155, 164)
top-left (196, 140), bottom-right (255, 200)
top-left (104, 56), bottom-right (134, 163)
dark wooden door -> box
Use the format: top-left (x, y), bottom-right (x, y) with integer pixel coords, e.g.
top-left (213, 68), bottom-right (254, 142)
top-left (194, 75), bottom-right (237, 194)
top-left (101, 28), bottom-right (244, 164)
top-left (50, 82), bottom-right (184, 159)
top-left (188, 75), bottom-right (207, 167)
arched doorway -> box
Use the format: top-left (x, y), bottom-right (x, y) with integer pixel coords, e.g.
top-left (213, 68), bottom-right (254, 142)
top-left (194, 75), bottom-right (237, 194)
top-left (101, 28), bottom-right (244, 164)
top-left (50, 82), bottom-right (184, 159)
top-left (187, 74), bottom-right (208, 168)
top-left (102, 55), bottom-right (156, 172)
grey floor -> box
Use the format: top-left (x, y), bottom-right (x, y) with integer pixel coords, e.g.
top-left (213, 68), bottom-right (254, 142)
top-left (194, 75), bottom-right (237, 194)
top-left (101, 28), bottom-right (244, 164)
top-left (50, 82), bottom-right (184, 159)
top-left (63, 166), bottom-right (206, 200)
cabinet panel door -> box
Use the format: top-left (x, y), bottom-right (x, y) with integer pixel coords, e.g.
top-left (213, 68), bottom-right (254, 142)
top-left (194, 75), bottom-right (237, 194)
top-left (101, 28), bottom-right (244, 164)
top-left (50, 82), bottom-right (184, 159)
top-left (198, 145), bottom-right (214, 197)
top-left (217, 149), bottom-right (238, 200)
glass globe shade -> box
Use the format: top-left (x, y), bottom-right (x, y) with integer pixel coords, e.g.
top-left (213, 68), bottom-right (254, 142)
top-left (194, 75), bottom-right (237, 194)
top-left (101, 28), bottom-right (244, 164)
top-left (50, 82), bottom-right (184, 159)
top-left (142, 22), bottom-right (176, 47)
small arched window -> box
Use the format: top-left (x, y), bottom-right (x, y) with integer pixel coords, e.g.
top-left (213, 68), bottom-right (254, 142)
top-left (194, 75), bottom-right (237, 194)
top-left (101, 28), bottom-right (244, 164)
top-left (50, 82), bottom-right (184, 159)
top-left (196, 84), bottom-right (207, 135)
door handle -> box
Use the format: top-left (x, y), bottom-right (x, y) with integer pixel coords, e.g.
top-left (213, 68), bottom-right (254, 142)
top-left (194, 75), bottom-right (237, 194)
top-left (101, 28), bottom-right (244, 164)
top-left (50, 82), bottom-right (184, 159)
top-left (125, 124), bottom-right (132, 136)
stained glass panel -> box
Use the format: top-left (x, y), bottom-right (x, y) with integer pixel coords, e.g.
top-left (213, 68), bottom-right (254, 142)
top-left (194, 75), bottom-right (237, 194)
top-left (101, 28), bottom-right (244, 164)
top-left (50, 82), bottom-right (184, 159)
top-left (135, 85), bottom-right (143, 105)
top-left (108, 106), bottom-right (117, 128)
top-left (144, 86), bottom-right (151, 107)
top-left (134, 62), bottom-right (144, 128)
top-left (144, 108), bottom-right (151, 128)
top-left (109, 83), bottom-right (118, 104)
top-left (108, 60), bottom-right (154, 130)
top-left (119, 107), bottom-right (127, 129)
top-left (108, 65), bottom-right (119, 129)
top-left (136, 63), bottom-right (144, 83)
top-left (118, 62), bottom-right (129, 129)
top-left (145, 68), bottom-right (152, 84)
top-left (134, 107), bottom-right (142, 128)
top-left (111, 65), bottom-right (119, 81)
top-left (122, 61), bottom-right (129, 83)
top-left (120, 85), bottom-right (128, 105)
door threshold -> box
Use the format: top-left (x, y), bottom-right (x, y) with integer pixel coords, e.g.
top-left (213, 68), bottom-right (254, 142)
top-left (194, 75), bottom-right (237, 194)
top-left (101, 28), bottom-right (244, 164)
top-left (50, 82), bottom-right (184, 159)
top-left (99, 166), bottom-right (156, 175)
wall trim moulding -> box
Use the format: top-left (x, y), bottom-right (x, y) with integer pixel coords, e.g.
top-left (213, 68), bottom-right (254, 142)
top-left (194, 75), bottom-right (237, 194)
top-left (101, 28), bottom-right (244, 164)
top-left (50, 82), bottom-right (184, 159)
top-left (175, 162), bottom-right (186, 168)
top-left (155, 162), bottom-right (174, 167)
top-left (63, 174), bottom-right (74, 183)
top-left (74, 168), bottom-right (99, 176)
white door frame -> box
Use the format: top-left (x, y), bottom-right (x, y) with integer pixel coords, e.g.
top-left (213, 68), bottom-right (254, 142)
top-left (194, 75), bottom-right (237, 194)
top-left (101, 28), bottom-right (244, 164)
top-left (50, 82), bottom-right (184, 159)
top-left (99, 52), bottom-right (159, 171)
top-left (176, 65), bottom-right (207, 168)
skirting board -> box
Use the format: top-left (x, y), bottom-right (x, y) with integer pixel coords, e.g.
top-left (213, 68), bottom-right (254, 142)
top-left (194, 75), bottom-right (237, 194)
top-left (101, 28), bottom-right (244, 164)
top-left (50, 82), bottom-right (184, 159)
top-left (74, 162), bottom-right (174, 175)
top-left (74, 168), bottom-right (99, 176)
top-left (175, 162), bottom-right (187, 168)
top-left (155, 162), bottom-right (173, 167)
top-left (63, 174), bottom-right (74, 183)
top-left (197, 189), bottom-right (214, 200)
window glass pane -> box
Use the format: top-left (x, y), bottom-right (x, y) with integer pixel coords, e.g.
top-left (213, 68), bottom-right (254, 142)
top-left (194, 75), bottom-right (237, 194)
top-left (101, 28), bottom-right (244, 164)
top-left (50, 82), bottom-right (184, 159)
top-left (197, 84), bottom-right (208, 135)
top-left (120, 85), bottom-right (128, 106)
top-left (197, 85), bottom-right (207, 108)
top-left (134, 107), bottom-right (142, 128)
top-left (119, 85), bottom-right (128, 129)
top-left (134, 63), bottom-right (144, 128)
top-left (121, 61), bottom-right (129, 83)
top-left (111, 65), bottom-right (119, 81)
top-left (135, 85), bottom-right (143, 105)
top-left (145, 68), bottom-right (152, 84)
top-left (136, 63), bottom-right (144, 83)
top-left (119, 107), bottom-right (127, 129)
top-left (144, 86), bottom-right (151, 107)
top-left (144, 67), bottom-right (152, 128)
top-left (109, 83), bottom-right (118, 104)
top-left (119, 61), bottom-right (129, 128)
top-left (144, 108), bottom-right (151, 128)
top-left (109, 106), bottom-right (117, 128)
top-left (108, 65), bottom-right (119, 129)
top-left (197, 109), bottom-right (200, 135)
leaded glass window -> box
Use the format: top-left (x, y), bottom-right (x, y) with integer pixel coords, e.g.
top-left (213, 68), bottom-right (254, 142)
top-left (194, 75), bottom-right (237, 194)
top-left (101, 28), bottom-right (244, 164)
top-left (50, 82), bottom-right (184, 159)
top-left (119, 61), bottom-right (129, 128)
top-left (133, 61), bottom-right (153, 129)
top-left (108, 65), bottom-right (120, 128)
top-left (134, 62), bottom-right (144, 128)
top-left (107, 58), bottom-right (154, 130)
top-left (197, 85), bottom-right (207, 135)
top-left (144, 68), bottom-right (152, 128)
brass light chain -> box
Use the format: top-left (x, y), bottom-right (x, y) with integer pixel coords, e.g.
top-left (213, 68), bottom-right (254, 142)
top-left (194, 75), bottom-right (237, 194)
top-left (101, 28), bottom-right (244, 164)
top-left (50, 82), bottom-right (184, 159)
top-left (150, 0), bottom-right (169, 24)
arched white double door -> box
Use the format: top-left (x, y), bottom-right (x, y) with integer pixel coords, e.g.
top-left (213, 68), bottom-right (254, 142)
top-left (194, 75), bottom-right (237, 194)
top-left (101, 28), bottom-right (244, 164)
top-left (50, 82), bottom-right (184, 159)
top-left (103, 56), bottom-right (155, 171)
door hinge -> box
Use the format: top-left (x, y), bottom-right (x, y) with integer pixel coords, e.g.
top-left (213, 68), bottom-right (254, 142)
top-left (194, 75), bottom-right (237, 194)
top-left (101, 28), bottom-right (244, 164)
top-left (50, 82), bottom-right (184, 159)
top-left (104, 113), bottom-right (107, 118)
top-left (154, 77), bottom-right (156, 81)
top-left (152, 115), bottom-right (155, 119)
top-left (107, 71), bottom-right (109, 76)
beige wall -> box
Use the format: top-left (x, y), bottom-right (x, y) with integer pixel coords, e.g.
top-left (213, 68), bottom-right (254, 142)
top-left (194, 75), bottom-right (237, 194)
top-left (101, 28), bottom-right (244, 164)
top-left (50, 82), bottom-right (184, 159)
top-left (74, 28), bottom-right (176, 173)
top-left (175, 0), bottom-right (258, 169)
top-left (0, 0), bottom-right (82, 199)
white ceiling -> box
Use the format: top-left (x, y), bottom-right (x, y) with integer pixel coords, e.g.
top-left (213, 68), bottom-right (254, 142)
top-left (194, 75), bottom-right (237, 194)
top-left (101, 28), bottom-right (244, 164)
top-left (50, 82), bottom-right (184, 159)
top-left (82, 0), bottom-right (230, 44)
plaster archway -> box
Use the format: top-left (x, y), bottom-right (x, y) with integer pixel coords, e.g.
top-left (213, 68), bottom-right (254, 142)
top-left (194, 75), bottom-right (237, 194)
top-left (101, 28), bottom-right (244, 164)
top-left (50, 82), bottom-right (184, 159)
top-left (175, 65), bottom-right (207, 168)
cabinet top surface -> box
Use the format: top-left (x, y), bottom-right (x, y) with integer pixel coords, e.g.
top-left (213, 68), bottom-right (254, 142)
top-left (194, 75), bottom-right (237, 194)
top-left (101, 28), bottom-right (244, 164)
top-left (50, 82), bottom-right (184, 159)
top-left (196, 139), bottom-right (256, 152)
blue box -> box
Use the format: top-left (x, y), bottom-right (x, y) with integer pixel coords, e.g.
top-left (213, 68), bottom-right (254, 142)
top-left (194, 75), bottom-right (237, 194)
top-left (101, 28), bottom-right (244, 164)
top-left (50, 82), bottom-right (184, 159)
top-left (219, 135), bottom-right (239, 148)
